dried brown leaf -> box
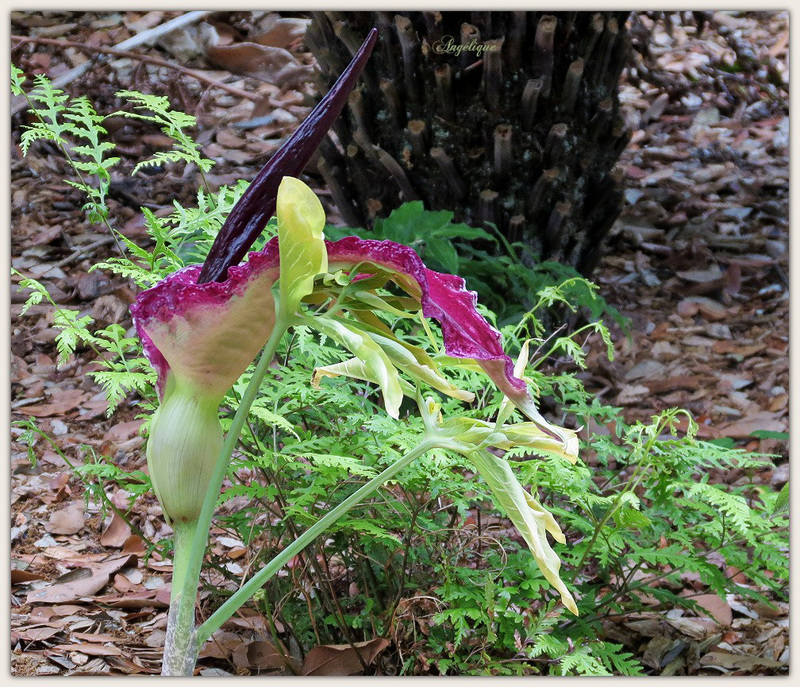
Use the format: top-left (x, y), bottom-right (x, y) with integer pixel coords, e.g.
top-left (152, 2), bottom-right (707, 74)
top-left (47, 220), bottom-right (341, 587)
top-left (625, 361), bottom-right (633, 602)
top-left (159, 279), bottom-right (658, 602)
top-left (71, 632), bottom-right (119, 643)
top-left (252, 18), bottom-right (310, 49)
top-left (616, 384), bottom-right (650, 405)
top-left (32, 604), bottom-right (83, 619)
top-left (104, 654), bottom-right (159, 675)
top-left (700, 651), bottom-right (785, 671)
top-left (11, 569), bottom-right (46, 584)
top-left (624, 360), bottom-right (666, 381)
top-left (666, 616), bottom-right (715, 639)
top-left (122, 535), bottom-right (147, 556)
top-left (711, 341), bottom-right (766, 357)
top-left (205, 41), bottom-right (304, 85)
top-left (19, 626), bottom-right (62, 642)
top-left (52, 643), bottom-right (123, 657)
top-left (27, 572), bottom-right (110, 605)
top-left (16, 388), bottom-right (87, 417)
top-left (92, 589), bottom-right (168, 609)
top-left (691, 594), bottom-right (733, 626)
top-left (247, 640), bottom-right (299, 672)
top-left (45, 502), bottom-right (85, 535)
top-left (718, 411), bottom-right (786, 439)
top-left (676, 296), bottom-right (728, 321)
top-left (100, 513), bottom-right (132, 548)
top-left (301, 637), bottom-right (390, 676)
top-left (641, 635), bottom-right (672, 670)
top-left (26, 554), bottom-right (137, 606)
top-left (198, 631), bottom-right (241, 660)
top-left (645, 375), bottom-right (712, 394)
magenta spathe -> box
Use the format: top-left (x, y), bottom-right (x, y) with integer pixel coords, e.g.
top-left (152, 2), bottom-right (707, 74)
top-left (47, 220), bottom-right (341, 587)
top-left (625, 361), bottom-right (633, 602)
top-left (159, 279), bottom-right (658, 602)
top-left (132, 235), bottom-right (527, 406)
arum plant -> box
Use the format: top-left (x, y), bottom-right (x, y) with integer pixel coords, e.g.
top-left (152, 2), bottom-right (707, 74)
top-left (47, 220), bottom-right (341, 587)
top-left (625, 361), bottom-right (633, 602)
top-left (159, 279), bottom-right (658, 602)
top-left (129, 29), bottom-right (579, 676)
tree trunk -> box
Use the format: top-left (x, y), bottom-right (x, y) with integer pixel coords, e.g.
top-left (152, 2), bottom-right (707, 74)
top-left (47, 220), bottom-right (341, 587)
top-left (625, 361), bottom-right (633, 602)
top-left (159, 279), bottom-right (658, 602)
top-left (305, 11), bottom-right (631, 276)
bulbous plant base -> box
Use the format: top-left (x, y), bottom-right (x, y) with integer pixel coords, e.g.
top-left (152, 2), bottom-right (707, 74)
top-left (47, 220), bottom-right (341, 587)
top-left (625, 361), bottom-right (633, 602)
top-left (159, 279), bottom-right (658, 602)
top-left (145, 382), bottom-right (224, 526)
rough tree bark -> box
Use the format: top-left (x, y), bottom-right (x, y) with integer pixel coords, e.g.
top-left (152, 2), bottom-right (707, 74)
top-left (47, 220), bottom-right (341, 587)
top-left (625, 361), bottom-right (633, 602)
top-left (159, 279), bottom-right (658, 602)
top-left (305, 11), bottom-right (631, 276)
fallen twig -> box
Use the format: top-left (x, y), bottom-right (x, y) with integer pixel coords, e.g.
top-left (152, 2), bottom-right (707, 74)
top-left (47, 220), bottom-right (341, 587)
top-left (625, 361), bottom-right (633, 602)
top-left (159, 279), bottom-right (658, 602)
top-left (12, 17), bottom-right (262, 114)
top-left (52, 235), bottom-right (119, 269)
top-left (12, 11), bottom-right (215, 115)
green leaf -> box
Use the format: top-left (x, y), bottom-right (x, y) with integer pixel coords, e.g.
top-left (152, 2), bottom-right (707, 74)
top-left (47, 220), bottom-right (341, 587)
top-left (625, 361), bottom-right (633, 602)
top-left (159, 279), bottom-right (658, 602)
top-left (558, 643), bottom-right (611, 676)
top-left (299, 452), bottom-right (378, 478)
top-left (114, 90), bottom-right (214, 174)
top-left (375, 201), bottom-right (429, 243)
top-left (277, 177), bottom-right (328, 316)
top-left (431, 224), bottom-right (493, 241)
top-left (308, 316), bottom-right (404, 418)
top-left (249, 404), bottom-right (300, 439)
top-left (11, 64), bottom-right (26, 95)
top-left (425, 237), bottom-right (460, 274)
top-left (773, 481), bottom-right (789, 514)
top-left (465, 448), bottom-right (578, 614)
top-left (687, 481), bottom-right (754, 541)
top-left (334, 518), bottom-right (400, 542)
top-left (749, 430), bottom-right (789, 441)
top-left (707, 437), bottom-right (737, 449)
top-left (90, 368), bottom-right (155, 416)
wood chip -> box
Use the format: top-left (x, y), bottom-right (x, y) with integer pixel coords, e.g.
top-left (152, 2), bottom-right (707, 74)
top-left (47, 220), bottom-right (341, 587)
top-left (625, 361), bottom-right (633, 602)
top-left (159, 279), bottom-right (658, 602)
top-left (645, 376), bottom-right (711, 394)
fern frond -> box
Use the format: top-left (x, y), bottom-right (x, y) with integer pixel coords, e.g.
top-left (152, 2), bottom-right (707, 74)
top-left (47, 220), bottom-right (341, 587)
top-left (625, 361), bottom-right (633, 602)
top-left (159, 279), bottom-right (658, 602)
top-left (51, 309), bottom-right (95, 364)
top-left (249, 405), bottom-right (300, 439)
top-left (293, 451), bottom-right (379, 479)
top-left (590, 642), bottom-right (644, 676)
top-left (11, 64), bottom-right (26, 95)
top-left (89, 369), bottom-right (156, 415)
top-left (92, 259), bottom-right (162, 288)
top-left (114, 90), bottom-right (215, 174)
top-left (558, 643), bottom-right (611, 676)
top-left (333, 518), bottom-right (401, 542)
top-left (687, 481), bottom-right (755, 542)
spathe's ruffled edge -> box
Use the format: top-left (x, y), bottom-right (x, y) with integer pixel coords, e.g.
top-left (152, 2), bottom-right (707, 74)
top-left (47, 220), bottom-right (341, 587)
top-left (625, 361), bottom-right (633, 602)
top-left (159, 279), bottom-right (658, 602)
top-left (325, 237), bottom-right (528, 400)
top-left (132, 236), bottom-right (546, 434)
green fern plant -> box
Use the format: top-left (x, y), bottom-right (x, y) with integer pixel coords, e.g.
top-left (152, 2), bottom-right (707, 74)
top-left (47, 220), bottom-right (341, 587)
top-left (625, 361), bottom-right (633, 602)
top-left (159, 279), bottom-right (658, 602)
top-left (11, 67), bottom-right (227, 413)
top-left (113, 90), bottom-right (215, 179)
top-left (12, 65), bottom-right (214, 233)
top-left (13, 270), bottom-right (156, 415)
top-left (12, 67), bottom-right (119, 225)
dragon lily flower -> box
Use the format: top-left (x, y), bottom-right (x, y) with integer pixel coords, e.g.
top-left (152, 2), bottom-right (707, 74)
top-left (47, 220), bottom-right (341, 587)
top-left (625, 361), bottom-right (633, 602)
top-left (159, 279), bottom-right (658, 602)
top-left (130, 29), bottom-right (578, 614)
top-left (132, 177), bottom-right (577, 521)
top-left (131, 29), bottom-right (378, 524)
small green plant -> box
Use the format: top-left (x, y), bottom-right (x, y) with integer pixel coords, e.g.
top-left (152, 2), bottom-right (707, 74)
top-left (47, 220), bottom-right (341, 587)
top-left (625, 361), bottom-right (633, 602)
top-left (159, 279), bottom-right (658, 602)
top-left (12, 273), bottom-right (156, 415)
top-left (11, 64), bottom-right (212, 230)
top-left (12, 68), bottom-right (119, 225)
top-left (12, 60), bottom-right (787, 678)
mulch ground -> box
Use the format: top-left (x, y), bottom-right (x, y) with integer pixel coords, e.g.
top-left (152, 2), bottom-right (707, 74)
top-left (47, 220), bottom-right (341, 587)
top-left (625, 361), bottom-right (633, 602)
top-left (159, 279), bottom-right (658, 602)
top-left (9, 10), bottom-right (789, 676)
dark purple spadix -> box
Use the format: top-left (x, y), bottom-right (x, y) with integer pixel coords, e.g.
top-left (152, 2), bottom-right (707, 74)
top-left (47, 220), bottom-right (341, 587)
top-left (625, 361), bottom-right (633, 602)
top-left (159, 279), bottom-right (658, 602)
top-left (197, 27), bottom-right (378, 284)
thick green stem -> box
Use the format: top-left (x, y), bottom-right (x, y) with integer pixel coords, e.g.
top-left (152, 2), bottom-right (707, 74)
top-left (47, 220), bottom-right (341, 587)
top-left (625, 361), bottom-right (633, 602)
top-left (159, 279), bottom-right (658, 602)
top-left (161, 312), bottom-right (292, 676)
top-left (161, 520), bottom-right (200, 676)
top-left (195, 437), bottom-right (448, 645)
